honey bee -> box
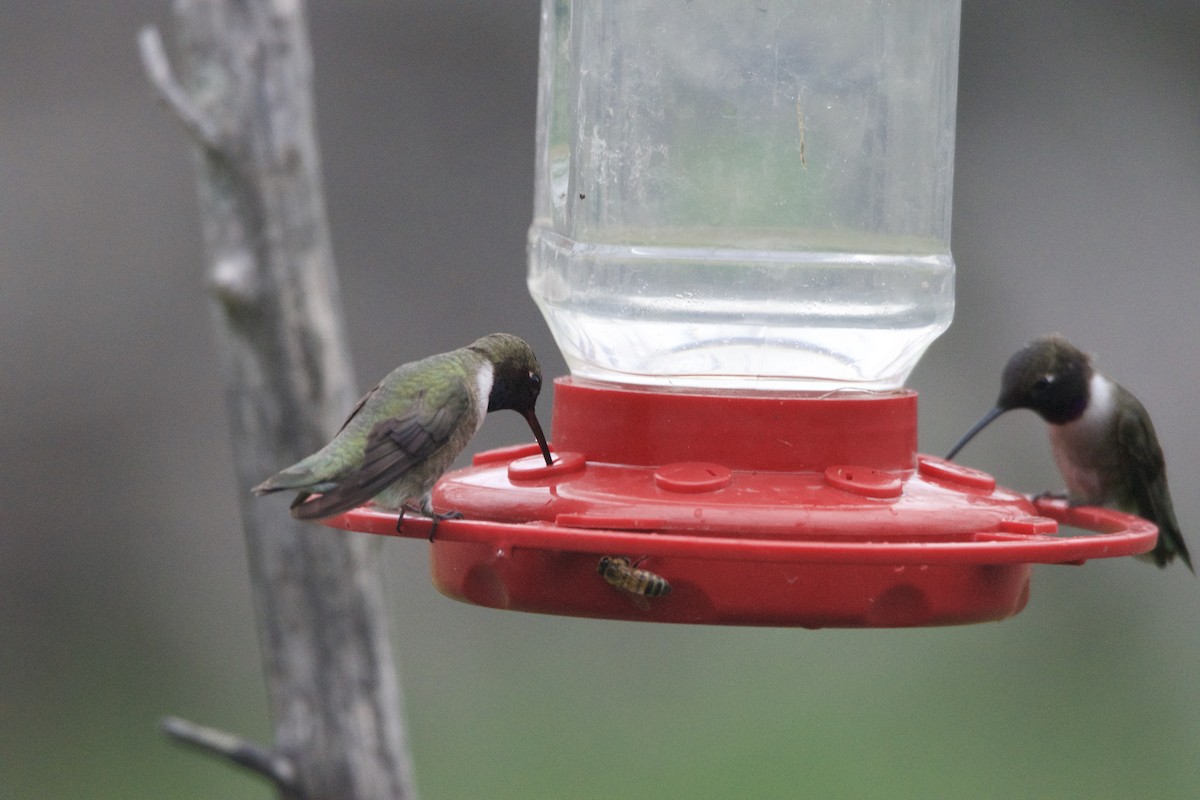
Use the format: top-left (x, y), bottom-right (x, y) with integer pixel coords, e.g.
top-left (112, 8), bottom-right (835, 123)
top-left (597, 556), bottom-right (671, 598)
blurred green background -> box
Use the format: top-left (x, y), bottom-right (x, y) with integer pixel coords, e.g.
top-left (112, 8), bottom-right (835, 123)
top-left (3, 2), bottom-right (1199, 797)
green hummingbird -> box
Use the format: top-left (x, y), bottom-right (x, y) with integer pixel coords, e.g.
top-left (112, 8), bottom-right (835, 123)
top-left (946, 334), bottom-right (1191, 571)
top-left (253, 333), bottom-right (553, 533)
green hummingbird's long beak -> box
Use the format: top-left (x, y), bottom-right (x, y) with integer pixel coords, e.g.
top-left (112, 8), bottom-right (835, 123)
top-left (945, 406), bottom-right (1007, 461)
top-left (524, 409), bottom-right (554, 466)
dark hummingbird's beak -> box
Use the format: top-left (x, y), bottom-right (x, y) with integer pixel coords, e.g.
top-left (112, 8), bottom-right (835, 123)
top-left (945, 406), bottom-right (1007, 461)
top-left (523, 408), bottom-right (554, 466)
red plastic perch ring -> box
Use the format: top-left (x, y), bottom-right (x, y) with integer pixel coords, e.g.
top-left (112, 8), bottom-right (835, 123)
top-left (320, 379), bottom-right (1157, 628)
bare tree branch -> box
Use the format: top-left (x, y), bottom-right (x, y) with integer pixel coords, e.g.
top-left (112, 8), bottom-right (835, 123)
top-left (161, 716), bottom-right (302, 795)
top-left (142, 2), bottom-right (417, 798)
top-left (137, 25), bottom-right (222, 150)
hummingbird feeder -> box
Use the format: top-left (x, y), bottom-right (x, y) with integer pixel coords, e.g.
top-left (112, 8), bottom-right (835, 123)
top-left (324, 0), bottom-right (1156, 626)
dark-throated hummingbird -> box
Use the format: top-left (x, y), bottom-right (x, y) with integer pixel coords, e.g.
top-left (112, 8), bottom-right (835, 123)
top-left (946, 334), bottom-right (1192, 571)
top-left (253, 333), bottom-right (553, 533)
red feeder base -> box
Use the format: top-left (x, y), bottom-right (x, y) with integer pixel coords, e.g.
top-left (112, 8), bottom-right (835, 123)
top-left (323, 378), bottom-right (1156, 628)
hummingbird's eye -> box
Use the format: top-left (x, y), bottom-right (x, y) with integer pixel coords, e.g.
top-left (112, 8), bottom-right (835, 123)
top-left (529, 371), bottom-right (541, 388)
top-left (1031, 375), bottom-right (1053, 396)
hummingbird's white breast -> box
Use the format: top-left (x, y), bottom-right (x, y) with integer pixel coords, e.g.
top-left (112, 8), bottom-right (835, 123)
top-left (474, 361), bottom-right (494, 434)
top-left (1047, 372), bottom-right (1116, 504)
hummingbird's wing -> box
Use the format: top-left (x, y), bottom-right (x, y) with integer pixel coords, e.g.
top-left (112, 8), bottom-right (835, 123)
top-left (290, 388), bottom-right (466, 520)
top-left (334, 379), bottom-right (382, 435)
top-left (1116, 393), bottom-right (1193, 571)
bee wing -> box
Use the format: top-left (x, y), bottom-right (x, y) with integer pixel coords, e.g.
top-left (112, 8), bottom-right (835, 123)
top-left (291, 389), bottom-right (465, 520)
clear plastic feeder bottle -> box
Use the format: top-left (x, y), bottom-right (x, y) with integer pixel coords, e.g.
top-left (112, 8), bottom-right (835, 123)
top-left (529, 0), bottom-right (961, 390)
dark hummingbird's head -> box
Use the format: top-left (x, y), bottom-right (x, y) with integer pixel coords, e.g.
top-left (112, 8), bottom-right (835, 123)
top-left (469, 333), bottom-right (553, 465)
top-left (946, 334), bottom-right (1093, 460)
top-left (995, 335), bottom-right (1092, 423)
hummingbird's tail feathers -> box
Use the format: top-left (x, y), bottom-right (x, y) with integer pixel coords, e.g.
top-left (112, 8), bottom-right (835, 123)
top-left (286, 447), bottom-right (423, 520)
top-left (288, 488), bottom-right (374, 521)
top-left (1140, 480), bottom-right (1192, 573)
top-left (251, 462), bottom-right (331, 496)
top-left (252, 463), bottom-right (363, 519)
top-left (1150, 521), bottom-right (1193, 574)
top-left (252, 474), bottom-right (294, 496)
top-left (1137, 538), bottom-right (1193, 573)
top-left (1135, 495), bottom-right (1192, 573)
top-left (251, 480), bottom-right (280, 496)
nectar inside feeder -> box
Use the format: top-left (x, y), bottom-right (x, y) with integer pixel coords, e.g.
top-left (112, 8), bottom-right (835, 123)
top-left (323, 0), bottom-right (1157, 626)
